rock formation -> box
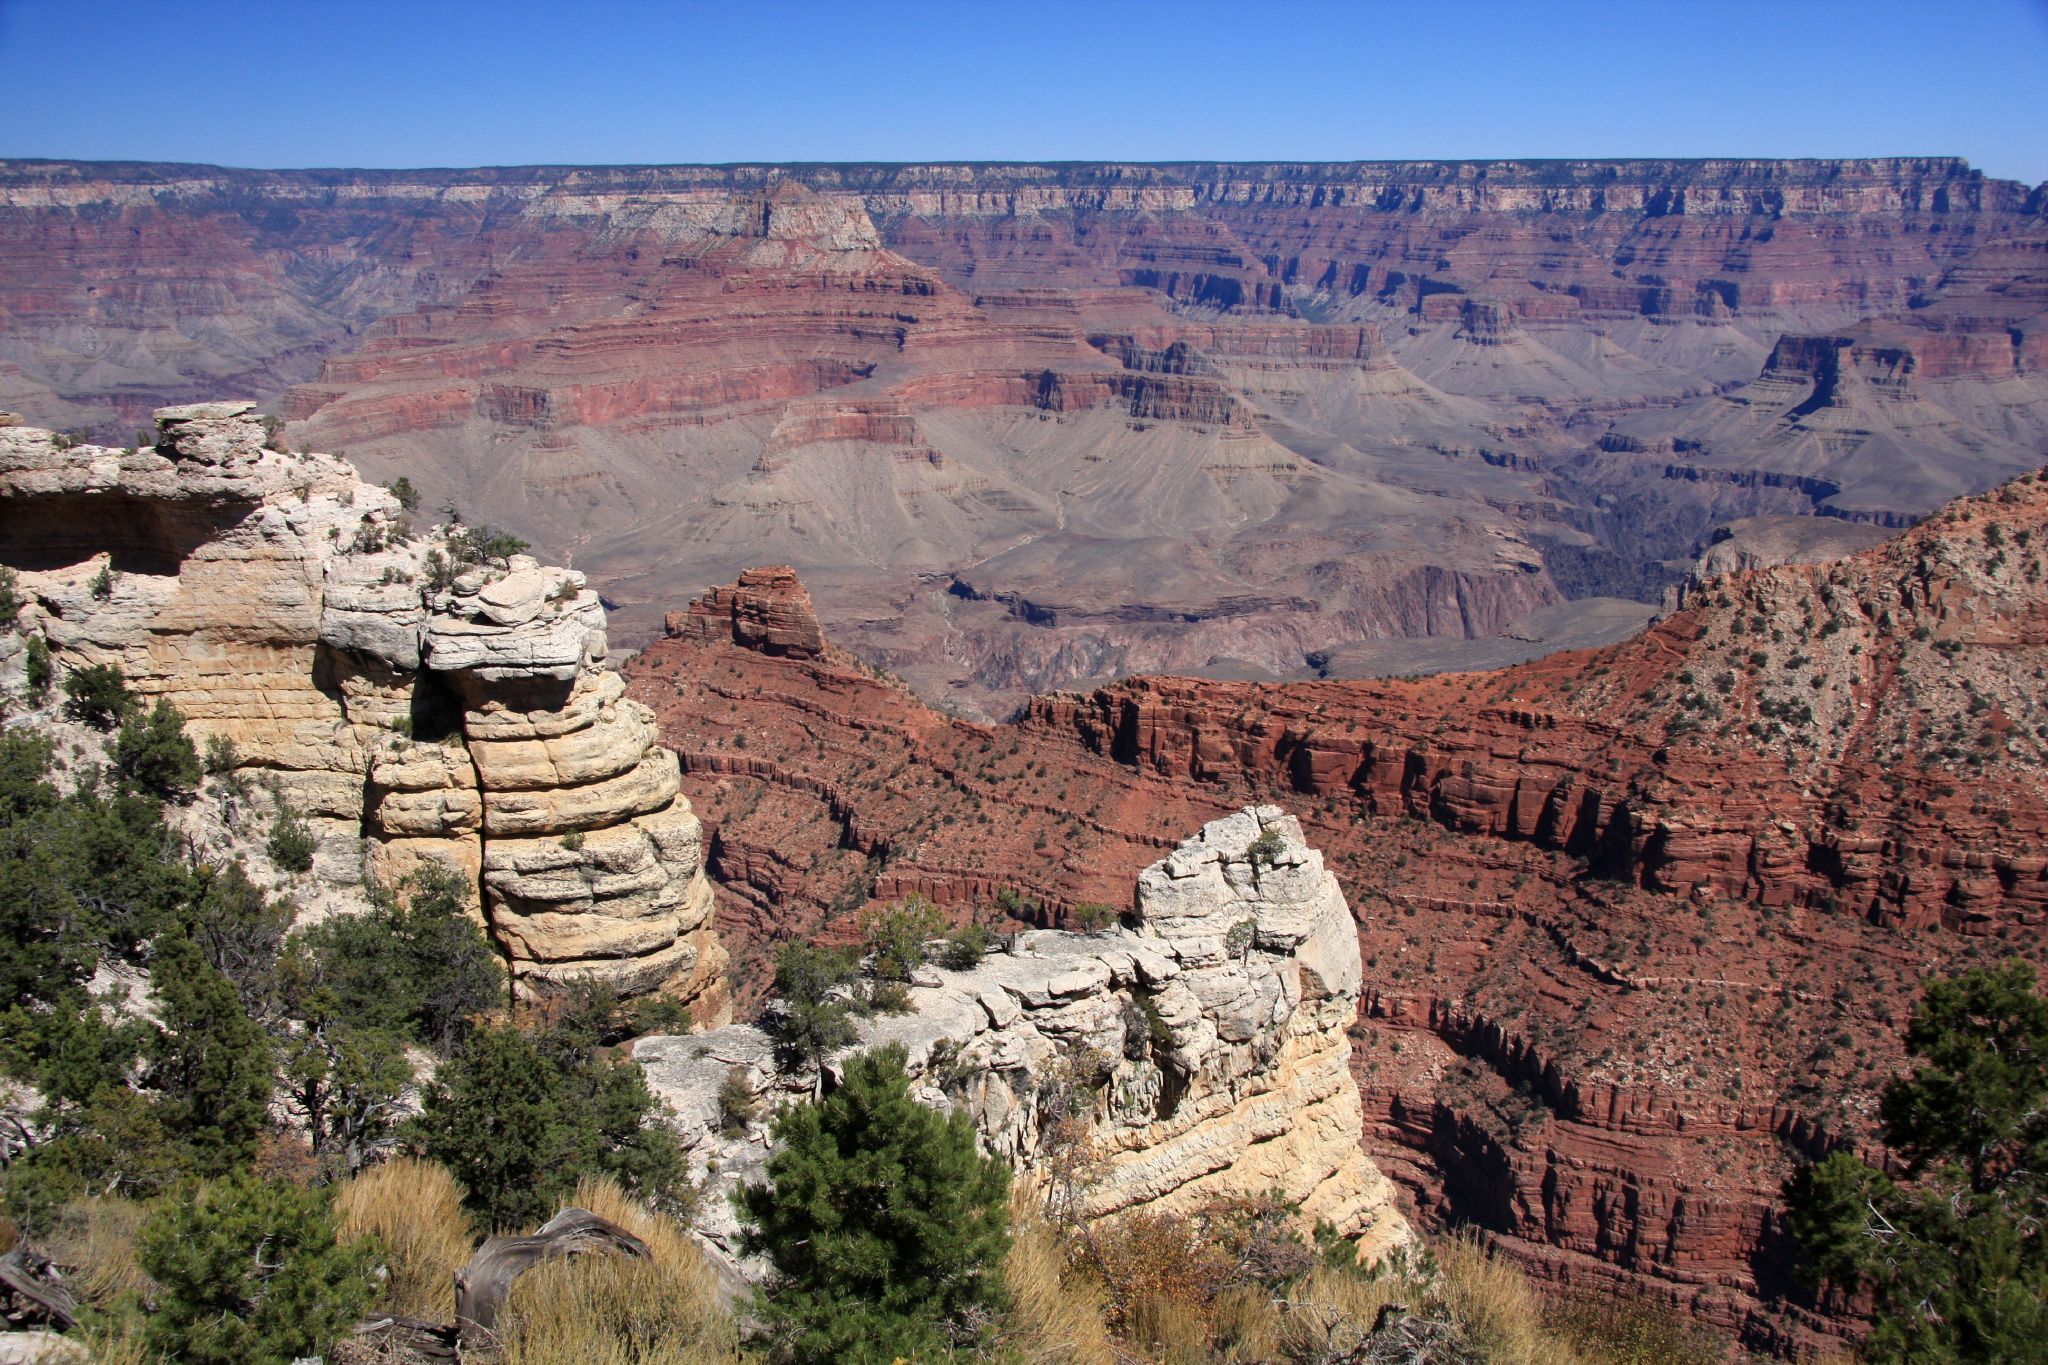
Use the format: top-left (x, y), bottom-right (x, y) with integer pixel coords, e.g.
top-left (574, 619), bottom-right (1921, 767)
top-left (7, 158), bottom-right (2043, 713)
top-left (634, 806), bottom-right (1412, 1267)
top-left (0, 403), bottom-right (727, 1013)
top-left (623, 481), bottom-right (2048, 1352)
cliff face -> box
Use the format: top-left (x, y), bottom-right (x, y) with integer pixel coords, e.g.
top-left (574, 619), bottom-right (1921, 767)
top-left (5, 158), bottom-right (2043, 715)
top-left (0, 403), bottom-right (728, 1014)
top-left (623, 479), bottom-right (2048, 1352)
top-left (634, 807), bottom-right (1411, 1268)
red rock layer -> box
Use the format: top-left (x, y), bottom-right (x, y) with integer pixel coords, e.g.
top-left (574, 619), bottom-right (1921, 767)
top-left (624, 470), bottom-right (2048, 1355)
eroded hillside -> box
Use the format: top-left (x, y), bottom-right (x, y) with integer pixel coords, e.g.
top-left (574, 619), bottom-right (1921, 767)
top-left (623, 468), bottom-right (2048, 1354)
top-left (4, 158), bottom-right (2044, 713)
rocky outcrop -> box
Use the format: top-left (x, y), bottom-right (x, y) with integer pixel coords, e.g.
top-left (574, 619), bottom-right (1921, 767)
top-left (664, 566), bottom-right (825, 660)
top-left (635, 807), bottom-right (1411, 1267)
top-left (622, 491), bottom-right (2048, 1351)
top-left (0, 403), bottom-right (727, 1013)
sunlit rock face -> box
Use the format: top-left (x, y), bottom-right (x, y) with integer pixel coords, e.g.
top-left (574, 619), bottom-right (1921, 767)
top-left (636, 805), bottom-right (1412, 1269)
top-left (0, 402), bottom-right (727, 1017)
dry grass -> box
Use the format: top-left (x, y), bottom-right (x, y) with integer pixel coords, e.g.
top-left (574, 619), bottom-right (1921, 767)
top-left (79, 1320), bottom-right (162, 1365)
top-left (334, 1156), bottom-right (477, 1321)
top-left (496, 1175), bottom-right (737, 1365)
top-left (47, 1197), bottom-right (154, 1309)
top-left (1434, 1235), bottom-right (1577, 1365)
top-left (998, 1195), bottom-right (1115, 1364)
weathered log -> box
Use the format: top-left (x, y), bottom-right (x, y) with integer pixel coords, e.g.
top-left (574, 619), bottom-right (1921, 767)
top-left (453, 1207), bottom-right (649, 1349)
top-left (0, 1249), bottom-right (78, 1332)
top-left (352, 1314), bottom-right (459, 1360)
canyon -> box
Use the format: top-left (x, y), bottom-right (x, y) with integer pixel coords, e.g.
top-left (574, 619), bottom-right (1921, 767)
top-left (624, 466), bottom-right (2048, 1353)
top-left (3, 158), bottom-right (2044, 714)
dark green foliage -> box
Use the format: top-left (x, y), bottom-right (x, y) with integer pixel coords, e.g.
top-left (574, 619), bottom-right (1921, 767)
top-left (0, 565), bottom-right (21, 623)
top-left (138, 1172), bottom-right (377, 1365)
top-left (201, 732), bottom-right (239, 775)
top-left (1783, 961), bottom-right (2048, 1362)
top-left (186, 861), bottom-right (293, 1013)
top-left (1068, 901), bottom-right (1117, 933)
top-left (279, 1018), bottom-right (409, 1176)
top-left (768, 940), bottom-right (859, 1081)
top-left (861, 895), bottom-right (944, 982)
top-left (939, 920), bottom-right (995, 971)
top-left (62, 662), bottom-right (134, 730)
top-left (1245, 826), bottom-right (1285, 866)
top-left (279, 863), bottom-right (501, 1051)
top-left (0, 734), bottom-right (193, 1007)
top-left (407, 1019), bottom-right (685, 1230)
top-left (110, 697), bottom-right (202, 802)
top-left (265, 801), bottom-right (317, 873)
top-left (737, 1044), bottom-right (1010, 1363)
top-left (407, 1023), bottom-right (566, 1230)
top-left (87, 564), bottom-right (115, 600)
top-left (23, 634), bottom-right (51, 703)
top-left (144, 935), bottom-right (275, 1176)
top-left (385, 475), bottom-right (421, 511)
top-left (446, 522), bottom-right (530, 566)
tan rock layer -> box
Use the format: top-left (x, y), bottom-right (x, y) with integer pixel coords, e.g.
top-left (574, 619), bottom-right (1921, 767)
top-left (0, 405), bottom-right (728, 1018)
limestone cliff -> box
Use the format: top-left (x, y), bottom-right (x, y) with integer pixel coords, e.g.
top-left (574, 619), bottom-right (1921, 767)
top-left (0, 401), bottom-right (726, 1014)
top-left (635, 806), bottom-right (1412, 1267)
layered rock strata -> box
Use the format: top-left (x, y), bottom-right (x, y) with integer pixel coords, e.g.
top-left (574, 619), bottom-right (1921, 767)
top-left (622, 482), bottom-right (2048, 1352)
top-left (635, 807), bottom-right (1411, 1266)
top-left (0, 402), bottom-right (726, 1012)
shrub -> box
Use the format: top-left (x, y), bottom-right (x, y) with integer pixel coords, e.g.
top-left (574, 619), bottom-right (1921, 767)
top-left (940, 920), bottom-right (995, 971)
top-left (1246, 827), bottom-right (1286, 866)
top-left (137, 1171), bottom-right (376, 1365)
top-left (265, 802), bottom-right (317, 873)
top-left (201, 733), bottom-right (239, 775)
top-left (111, 698), bottom-right (202, 803)
top-left (385, 475), bottom-right (421, 512)
top-left (23, 634), bottom-right (51, 703)
top-left (0, 566), bottom-right (22, 624)
top-left (767, 940), bottom-right (858, 1084)
top-left (1069, 902), bottom-right (1117, 934)
top-left (88, 564), bottom-right (116, 601)
top-left (996, 1193), bottom-right (1114, 1365)
top-left (406, 1021), bottom-right (686, 1231)
top-left (279, 863), bottom-right (501, 1051)
top-left (1784, 960), bottom-right (2048, 1362)
top-left (737, 1044), bottom-right (1010, 1363)
top-left (860, 895), bottom-right (945, 982)
top-left (718, 1065), bottom-right (758, 1137)
top-left (62, 662), bottom-right (135, 730)
top-left (143, 935), bottom-right (275, 1176)
top-left (333, 1157), bottom-right (474, 1320)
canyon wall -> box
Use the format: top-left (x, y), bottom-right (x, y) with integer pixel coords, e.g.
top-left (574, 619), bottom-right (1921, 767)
top-left (0, 403), bottom-right (727, 1014)
top-left (623, 472), bottom-right (2048, 1351)
top-left (635, 806), bottom-right (1412, 1270)
top-left (4, 158), bottom-right (2043, 713)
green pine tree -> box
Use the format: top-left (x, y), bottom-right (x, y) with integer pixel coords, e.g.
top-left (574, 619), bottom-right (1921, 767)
top-left (138, 1171), bottom-right (377, 1365)
top-left (737, 1043), bottom-right (1010, 1364)
top-left (1784, 960), bottom-right (2048, 1362)
top-left (109, 697), bottom-right (202, 803)
top-left (145, 935), bottom-right (275, 1175)
top-left (407, 1022), bottom-right (571, 1230)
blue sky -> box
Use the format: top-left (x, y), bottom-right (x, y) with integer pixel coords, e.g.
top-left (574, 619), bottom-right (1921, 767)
top-left (2, 0), bottom-right (2044, 183)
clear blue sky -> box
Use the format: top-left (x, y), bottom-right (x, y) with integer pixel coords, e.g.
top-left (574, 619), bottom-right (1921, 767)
top-left (3, 0), bottom-right (2044, 183)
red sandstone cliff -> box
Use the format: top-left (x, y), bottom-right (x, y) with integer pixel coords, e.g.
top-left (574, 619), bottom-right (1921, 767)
top-left (622, 470), bottom-right (2048, 1354)
top-left (5, 159), bottom-right (2046, 717)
